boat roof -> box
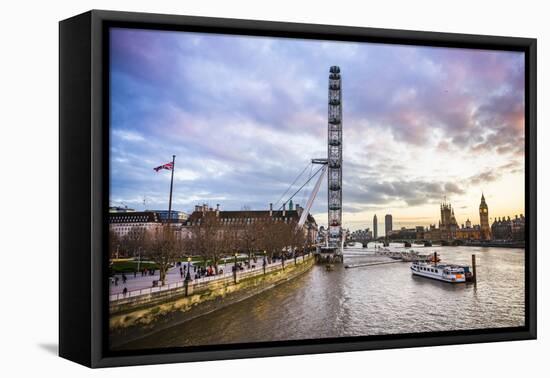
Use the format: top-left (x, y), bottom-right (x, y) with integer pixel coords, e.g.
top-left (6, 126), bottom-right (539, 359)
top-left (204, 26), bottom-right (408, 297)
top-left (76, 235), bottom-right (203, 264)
top-left (413, 262), bottom-right (466, 269)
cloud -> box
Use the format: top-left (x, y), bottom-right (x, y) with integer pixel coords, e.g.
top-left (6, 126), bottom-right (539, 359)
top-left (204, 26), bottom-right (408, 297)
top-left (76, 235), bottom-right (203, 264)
top-left (468, 160), bottom-right (523, 186)
top-left (469, 171), bottom-right (500, 185)
top-left (343, 178), bottom-right (465, 212)
top-left (112, 129), bottom-right (145, 142)
top-left (108, 28), bottom-right (525, 222)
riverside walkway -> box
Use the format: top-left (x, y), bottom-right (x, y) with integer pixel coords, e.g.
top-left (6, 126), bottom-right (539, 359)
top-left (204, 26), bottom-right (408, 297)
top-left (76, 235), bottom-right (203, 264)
top-left (110, 255), bottom-right (310, 301)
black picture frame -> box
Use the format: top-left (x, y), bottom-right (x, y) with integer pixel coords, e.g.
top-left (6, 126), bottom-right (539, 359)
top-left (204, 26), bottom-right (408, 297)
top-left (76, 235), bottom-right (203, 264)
top-left (59, 9), bottom-right (537, 368)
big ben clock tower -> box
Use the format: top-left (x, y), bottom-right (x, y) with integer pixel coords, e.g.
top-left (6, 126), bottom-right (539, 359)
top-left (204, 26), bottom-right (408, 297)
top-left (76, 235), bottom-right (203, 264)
top-left (479, 193), bottom-right (491, 240)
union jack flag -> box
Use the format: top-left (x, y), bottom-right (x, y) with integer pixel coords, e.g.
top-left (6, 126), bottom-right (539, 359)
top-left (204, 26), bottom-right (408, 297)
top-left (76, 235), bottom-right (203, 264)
top-left (153, 162), bottom-right (174, 172)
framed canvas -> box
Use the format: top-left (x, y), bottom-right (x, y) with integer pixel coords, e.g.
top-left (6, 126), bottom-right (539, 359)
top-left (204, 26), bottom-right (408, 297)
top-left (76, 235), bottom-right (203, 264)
top-left (59, 10), bottom-right (537, 368)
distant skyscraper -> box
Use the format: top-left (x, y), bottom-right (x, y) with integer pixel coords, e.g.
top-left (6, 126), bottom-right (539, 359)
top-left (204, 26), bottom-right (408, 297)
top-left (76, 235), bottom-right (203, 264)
top-left (385, 214), bottom-right (393, 236)
top-left (373, 214), bottom-right (378, 239)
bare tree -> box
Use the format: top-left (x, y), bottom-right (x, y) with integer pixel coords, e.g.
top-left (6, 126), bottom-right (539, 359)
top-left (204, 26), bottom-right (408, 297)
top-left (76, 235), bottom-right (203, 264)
top-left (236, 212), bottom-right (264, 267)
top-left (288, 220), bottom-right (307, 262)
top-left (190, 214), bottom-right (227, 274)
top-left (259, 218), bottom-right (289, 263)
top-left (176, 228), bottom-right (194, 260)
top-left (109, 229), bottom-right (121, 260)
top-left (126, 225), bottom-right (147, 259)
top-left (145, 224), bottom-right (179, 285)
top-left (222, 221), bottom-right (241, 268)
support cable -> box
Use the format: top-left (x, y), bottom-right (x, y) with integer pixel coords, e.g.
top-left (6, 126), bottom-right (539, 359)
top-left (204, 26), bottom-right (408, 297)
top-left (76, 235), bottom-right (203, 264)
top-left (278, 164), bottom-right (326, 210)
top-left (273, 162), bottom-right (311, 209)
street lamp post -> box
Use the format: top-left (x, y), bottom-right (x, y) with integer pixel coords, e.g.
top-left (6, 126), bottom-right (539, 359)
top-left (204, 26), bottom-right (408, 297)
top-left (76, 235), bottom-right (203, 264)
top-left (184, 256), bottom-right (192, 296)
top-left (186, 256), bottom-right (192, 281)
top-left (136, 247), bottom-right (142, 273)
top-left (234, 252), bottom-right (238, 284)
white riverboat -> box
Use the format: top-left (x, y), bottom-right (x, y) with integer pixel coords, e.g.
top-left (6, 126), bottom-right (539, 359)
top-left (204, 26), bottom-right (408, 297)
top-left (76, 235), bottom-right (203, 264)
top-left (410, 261), bottom-right (468, 283)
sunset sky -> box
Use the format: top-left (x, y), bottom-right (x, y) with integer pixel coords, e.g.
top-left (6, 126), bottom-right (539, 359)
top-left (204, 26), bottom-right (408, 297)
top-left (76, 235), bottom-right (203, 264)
top-left (109, 28), bottom-right (525, 233)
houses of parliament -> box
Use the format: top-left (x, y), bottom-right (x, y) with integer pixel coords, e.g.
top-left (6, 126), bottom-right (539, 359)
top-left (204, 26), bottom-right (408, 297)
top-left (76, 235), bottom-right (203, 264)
top-left (422, 194), bottom-right (491, 241)
top-left (418, 194), bottom-right (524, 242)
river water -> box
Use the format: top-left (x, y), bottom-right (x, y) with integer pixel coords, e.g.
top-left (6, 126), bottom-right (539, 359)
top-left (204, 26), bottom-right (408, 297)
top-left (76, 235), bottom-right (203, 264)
top-left (122, 243), bottom-right (525, 349)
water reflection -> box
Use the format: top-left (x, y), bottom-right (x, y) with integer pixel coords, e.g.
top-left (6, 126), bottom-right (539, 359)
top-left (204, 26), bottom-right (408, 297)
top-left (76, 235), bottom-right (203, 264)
top-left (122, 244), bottom-right (525, 350)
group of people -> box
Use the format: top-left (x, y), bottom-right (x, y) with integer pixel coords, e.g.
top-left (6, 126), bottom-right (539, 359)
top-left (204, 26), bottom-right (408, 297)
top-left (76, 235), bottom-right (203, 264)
top-left (114, 254), bottom-right (301, 298)
top-left (112, 273), bottom-right (128, 286)
top-left (140, 268), bottom-right (156, 276)
top-left (112, 267), bottom-right (157, 298)
top-left (177, 260), bottom-right (242, 280)
top-left (186, 264), bottom-right (224, 279)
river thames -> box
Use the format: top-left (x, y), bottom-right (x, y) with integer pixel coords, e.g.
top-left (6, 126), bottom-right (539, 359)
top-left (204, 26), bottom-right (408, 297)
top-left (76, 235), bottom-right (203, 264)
top-left (123, 243), bottom-right (525, 349)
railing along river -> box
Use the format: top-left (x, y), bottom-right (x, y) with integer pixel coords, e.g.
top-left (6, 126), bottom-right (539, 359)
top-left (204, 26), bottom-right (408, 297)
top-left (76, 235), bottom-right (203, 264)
top-left (109, 255), bottom-right (311, 302)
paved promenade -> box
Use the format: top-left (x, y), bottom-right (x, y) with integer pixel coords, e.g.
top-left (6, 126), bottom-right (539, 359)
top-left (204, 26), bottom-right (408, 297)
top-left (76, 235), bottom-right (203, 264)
top-left (109, 255), bottom-right (294, 296)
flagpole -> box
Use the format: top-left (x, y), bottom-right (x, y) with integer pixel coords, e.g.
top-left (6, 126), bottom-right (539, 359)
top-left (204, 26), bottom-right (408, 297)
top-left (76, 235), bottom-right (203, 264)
top-left (167, 155), bottom-right (176, 225)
